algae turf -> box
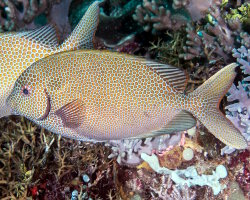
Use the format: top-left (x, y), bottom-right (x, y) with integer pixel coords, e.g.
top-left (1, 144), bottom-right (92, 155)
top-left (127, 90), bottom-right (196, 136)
top-left (0, 116), bottom-right (119, 199)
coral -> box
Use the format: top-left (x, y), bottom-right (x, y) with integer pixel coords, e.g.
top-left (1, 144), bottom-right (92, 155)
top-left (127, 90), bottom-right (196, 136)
top-left (180, 4), bottom-right (238, 63)
top-left (226, 83), bottom-right (250, 134)
top-left (225, 3), bottom-right (250, 23)
top-left (158, 146), bottom-right (183, 169)
top-left (0, 0), bottom-right (72, 40)
top-left (133, 0), bottom-right (188, 34)
top-left (0, 116), bottom-right (118, 199)
top-left (149, 176), bottom-right (196, 200)
top-left (232, 46), bottom-right (250, 82)
top-left (106, 133), bottom-right (182, 165)
top-left (179, 3), bottom-right (250, 66)
top-left (228, 150), bottom-right (250, 198)
top-left (221, 46), bottom-right (250, 155)
top-left (172, 0), bottom-right (220, 21)
top-left (227, 181), bottom-right (245, 200)
top-left (141, 153), bottom-right (228, 195)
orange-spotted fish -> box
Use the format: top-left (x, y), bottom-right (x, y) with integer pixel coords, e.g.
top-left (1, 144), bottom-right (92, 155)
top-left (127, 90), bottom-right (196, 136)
top-left (7, 50), bottom-right (247, 149)
top-left (0, 1), bottom-right (100, 118)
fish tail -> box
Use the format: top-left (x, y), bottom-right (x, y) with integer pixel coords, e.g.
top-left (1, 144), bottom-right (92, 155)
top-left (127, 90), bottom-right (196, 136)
top-left (186, 63), bottom-right (247, 149)
top-left (59, 1), bottom-right (100, 51)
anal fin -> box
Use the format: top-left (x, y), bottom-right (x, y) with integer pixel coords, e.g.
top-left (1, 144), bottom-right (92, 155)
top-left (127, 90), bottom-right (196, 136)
top-left (132, 110), bottom-right (196, 139)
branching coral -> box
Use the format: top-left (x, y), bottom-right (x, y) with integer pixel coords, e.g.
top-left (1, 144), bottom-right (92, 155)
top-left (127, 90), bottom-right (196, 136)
top-left (0, 0), bottom-right (72, 40)
top-left (233, 46), bottom-right (250, 82)
top-left (179, 2), bottom-right (250, 66)
top-left (172, 0), bottom-right (220, 21)
top-left (133, 0), bottom-right (188, 34)
top-left (106, 133), bottom-right (182, 165)
top-left (179, 5), bottom-right (240, 63)
top-left (221, 46), bottom-right (250, 155)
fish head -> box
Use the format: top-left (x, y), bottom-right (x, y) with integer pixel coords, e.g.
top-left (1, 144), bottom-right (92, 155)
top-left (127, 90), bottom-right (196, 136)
top-left (7, 68), bottom-right (50, 121)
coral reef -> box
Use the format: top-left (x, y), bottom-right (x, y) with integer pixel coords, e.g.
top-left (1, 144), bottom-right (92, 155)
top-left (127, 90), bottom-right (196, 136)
top-left (228, 150), bottom-right (250, 198)
top-left (133, 0), bottom-right (188, 34)
top-left (172, 0), bottom-right (220, 21)
top-left (0, 116), bottom-right (118, 199)
top-left (106, 133), bottom-right (182, 165)
top-left (0, 0), bottom-right (250, 199)
top-left (179, 2), bottom-right (250, 68)
top-left (179, 6), bottom-right (238, 63)
top-left (221, 46), bottom-right (250, 155)
top-left (148, 176), bottom-right (196, 199)
top-left (0, 0), bottom-right (72, 40)
top-left (141, 153), bottom-right (228, 195)
top-left (225, 2), bottom-right (250, 24)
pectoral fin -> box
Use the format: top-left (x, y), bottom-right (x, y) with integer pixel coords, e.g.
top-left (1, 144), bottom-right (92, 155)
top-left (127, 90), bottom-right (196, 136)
top-left (55, 99), bottom-right (85, 129)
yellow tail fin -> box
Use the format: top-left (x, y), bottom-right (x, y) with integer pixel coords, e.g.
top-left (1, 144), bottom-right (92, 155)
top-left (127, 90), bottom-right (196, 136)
top-left (187, 63), bottom-right (247, 149)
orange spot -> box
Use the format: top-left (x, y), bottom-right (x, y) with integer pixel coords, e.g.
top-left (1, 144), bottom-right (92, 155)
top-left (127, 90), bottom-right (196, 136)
top-left (166, 86), bottom-right (171, 92)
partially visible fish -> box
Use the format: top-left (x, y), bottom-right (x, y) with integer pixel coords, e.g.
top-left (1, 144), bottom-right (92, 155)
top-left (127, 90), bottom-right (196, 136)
top-left (0, 1), bottom-right (100, 118)
top-left (7, 50), bottom-right (247, 149)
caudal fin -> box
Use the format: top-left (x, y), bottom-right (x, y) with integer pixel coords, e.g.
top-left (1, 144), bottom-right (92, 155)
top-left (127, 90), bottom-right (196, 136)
top-left (59, 1), bottom-right (100, 51)
top-left (187, 63), bottom-right (247, 149)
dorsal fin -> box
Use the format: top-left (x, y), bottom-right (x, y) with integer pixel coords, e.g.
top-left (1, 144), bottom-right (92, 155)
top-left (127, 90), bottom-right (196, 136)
top-left (59, 1), bottom-right (101, 51)
top-left (142, 60), bottom-right (188, 92)
top-left (20, 25), bottom-right (59, 48)
top-left (69, 49), bottom-right (188, 92)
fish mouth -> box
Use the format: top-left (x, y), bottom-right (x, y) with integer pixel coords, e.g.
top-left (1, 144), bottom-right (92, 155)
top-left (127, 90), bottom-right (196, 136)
top-left (37, 89), bottom-right (51, 121)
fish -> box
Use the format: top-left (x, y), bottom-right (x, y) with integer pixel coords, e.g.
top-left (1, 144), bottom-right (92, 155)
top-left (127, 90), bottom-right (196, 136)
top-left (6, 50), bottom-right (247, 149)
top-left (0, 1), bottom-right (100, 118)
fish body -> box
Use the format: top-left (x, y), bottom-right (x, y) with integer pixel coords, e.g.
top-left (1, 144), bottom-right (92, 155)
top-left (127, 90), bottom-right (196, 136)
top-left (0, 1), bottom-right (100, 118)
top-left (7, 50), bottom-right (247, 149)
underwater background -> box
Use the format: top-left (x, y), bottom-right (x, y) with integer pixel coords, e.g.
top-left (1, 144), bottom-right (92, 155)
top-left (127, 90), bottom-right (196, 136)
top-left (0, 0), bottom-right (249, 199)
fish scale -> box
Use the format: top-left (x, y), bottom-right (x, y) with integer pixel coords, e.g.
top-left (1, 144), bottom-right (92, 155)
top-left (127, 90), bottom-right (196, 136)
top-left (7, 50), bottom-right (247, 149)
top-left (0, 1), bottom-right (100, 118)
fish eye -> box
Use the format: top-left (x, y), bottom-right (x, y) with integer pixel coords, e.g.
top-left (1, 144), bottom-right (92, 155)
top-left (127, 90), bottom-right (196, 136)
top-left (21, 85), bottom-right (32, 97)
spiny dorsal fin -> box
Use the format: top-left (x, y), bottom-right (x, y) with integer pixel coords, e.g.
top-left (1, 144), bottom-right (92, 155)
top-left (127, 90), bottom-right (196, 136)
top-left (20, 25), bottom-right (59, 48)
top-left (59, 1), bottom-right (100, 51)
top-left (68, 49), bottom-right (188, 92)
top-left (55, 99), bottom-right (85, 129)
top-left (142, 60), bottom-right (189, 92)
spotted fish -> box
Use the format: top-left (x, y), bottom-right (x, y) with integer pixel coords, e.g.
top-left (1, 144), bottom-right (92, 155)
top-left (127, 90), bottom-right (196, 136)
top-left (7, 50), bottom-right (247, 149)
top-left (0, 1), bottom-right (100, 118)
